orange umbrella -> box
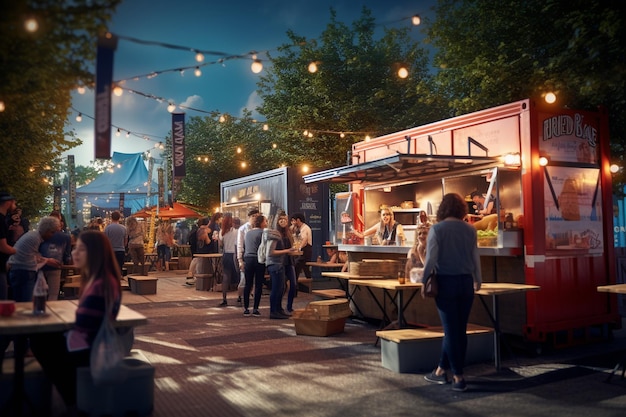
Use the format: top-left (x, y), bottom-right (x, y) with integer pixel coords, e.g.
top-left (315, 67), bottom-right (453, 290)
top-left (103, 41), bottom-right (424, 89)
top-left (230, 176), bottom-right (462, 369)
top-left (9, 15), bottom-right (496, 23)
top-left (132, 202), bottom-right (204, 219)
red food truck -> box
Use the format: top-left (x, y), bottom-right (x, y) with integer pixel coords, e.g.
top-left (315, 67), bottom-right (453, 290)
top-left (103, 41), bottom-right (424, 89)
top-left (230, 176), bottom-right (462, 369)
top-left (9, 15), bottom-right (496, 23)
top-left (304, 99), bottom-right (620, 348)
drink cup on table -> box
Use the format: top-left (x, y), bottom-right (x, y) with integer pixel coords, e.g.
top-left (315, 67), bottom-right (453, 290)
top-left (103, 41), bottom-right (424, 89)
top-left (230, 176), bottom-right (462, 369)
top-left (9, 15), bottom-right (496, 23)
top-left (0, 300), bottom-right (16, 317)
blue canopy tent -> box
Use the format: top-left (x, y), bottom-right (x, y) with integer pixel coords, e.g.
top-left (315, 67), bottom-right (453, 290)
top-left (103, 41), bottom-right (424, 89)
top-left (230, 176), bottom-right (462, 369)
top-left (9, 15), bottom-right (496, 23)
top-left (76, 152), bottom-right (159, 213)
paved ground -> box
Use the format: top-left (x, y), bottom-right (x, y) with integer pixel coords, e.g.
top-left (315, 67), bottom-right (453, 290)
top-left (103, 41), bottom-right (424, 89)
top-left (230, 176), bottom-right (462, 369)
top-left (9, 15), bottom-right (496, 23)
top-left (56, 270), bottom-right (626, 416)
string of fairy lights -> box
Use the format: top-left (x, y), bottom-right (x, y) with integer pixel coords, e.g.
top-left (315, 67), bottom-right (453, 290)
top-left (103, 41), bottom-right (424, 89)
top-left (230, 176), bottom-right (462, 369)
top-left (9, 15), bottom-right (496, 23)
top-left (64, 12), bottom-right (423, 148)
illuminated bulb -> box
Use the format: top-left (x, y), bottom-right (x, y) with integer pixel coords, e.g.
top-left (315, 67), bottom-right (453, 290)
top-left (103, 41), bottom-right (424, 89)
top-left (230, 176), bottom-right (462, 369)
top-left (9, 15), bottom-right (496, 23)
top-left (76, 113), bottom-right (82, 122)
top-left (539, 156), bottom-right (549, 166)
top-left (115, 128), bottom-right (121, 137)
top-left (0, 101), bottom-right (4, 112)
top-left (167, 103), bottom-right (176, 112)
top-left (365, 135), bottom-right (371, 141)
top-left (412, 15), bottom-right (421, 26)
top-left (302, 165), bottom-right (310, 173)
top-left (545, 92), bottom-right (556, 104)
top-left (195, 52), bottom-right (204, 62)
top-left (197, 157), bottom-right (202, 161)
top-left (194, 67), bottom-right (202, 77)
top-left (219, 115), bottom-right (226, 123)
top-left (308, 132), bottom-right (313, 138)
top-left (24, 18), bottom-right (38, 32)
top-left (251, 59), bottom-right (263, 74)
top-left (113, 86), bottom-right (123, 96)
top-left (263, 124), bottom-right (269, 131)
top-left (241, 161), bottom-right (247, 168)
top-left (77, 86), bottom-right (86, 94)
top-left (308, 62), bottom-right (318, 73)
top-left (398, 67), bottom-right (409, 79)
top-left (272, 143), bottom-right (277, 149)
top-left (340, 133), bottom-right (345, 138)
top-left (610, 164), bottom-right (620, 173)
top-left (236, 147), bottom-right (242, 154)
top-left (303, 130), bottom-right (308, 136)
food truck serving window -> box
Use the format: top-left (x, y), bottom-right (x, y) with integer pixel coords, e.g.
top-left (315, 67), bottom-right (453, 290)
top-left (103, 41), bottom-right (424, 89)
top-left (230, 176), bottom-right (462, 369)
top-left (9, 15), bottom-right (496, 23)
top-left (303, 153), bottom-right (501, 184)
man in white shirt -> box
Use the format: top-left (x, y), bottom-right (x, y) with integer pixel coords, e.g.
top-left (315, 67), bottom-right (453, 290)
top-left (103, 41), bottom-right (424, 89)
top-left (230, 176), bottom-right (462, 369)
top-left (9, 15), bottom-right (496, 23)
top-left (236, 208), bottom-right (259, 304)
top-left (292, 212), bottom-right (312, 279)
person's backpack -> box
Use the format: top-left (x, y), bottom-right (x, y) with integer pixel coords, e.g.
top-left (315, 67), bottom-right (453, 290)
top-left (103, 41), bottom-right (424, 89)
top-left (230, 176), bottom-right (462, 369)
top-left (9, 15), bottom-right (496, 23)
top-left (257, 233), bottom-right (268, 264)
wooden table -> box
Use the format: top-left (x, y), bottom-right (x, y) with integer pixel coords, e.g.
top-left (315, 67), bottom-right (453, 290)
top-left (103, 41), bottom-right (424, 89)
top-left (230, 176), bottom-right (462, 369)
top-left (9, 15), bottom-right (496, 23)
top-left (350, 279), bottom-right (423, 329)
top-left (0, 300), bottom-right (147, 416)
top-left (322, 272), bottom-right (383, 318)
top-left (193, 253), bottom-right (223, 290)
top-left (475, 282), bottom-right (541, 371)
top-left (597, 283), bottom-right (626, 381)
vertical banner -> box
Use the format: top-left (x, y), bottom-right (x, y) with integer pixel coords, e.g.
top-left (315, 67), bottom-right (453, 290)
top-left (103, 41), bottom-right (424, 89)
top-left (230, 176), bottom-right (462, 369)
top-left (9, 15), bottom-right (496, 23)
top-left (172, 113), bottom-right (186, 177)
top-left (94, 34), bottom-right (118, 159)
top-left (119, 192), bottom-right (125, 214)
top-left (67, 155), bottom-right (76, 223)
top-left (158, 167), bottom-right (165, 208)
top-left (172, 113), bottom-right (186, 202)
top-left (53, 186), bottom-right (62, 211)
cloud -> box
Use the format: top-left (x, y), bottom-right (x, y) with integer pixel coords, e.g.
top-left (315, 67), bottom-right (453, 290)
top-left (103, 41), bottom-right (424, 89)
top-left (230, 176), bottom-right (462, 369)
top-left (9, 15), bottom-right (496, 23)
top-left (241, 91), bottom-right (262, 119)
top-left (180, 95), bottom-right (204, 110)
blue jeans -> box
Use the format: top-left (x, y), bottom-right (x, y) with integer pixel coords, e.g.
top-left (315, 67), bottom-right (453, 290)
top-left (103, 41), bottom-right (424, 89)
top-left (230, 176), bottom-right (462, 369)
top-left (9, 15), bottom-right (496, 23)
top-left (243, 256), bottom-right (266, 310)
top-left (8, 269), bottom-right (37, 302)
top-left (285, 265), bottom-right (297, 311)
top-left (434, 274), bottom-right (474, 376)
top-left (267, 264), bottom-right (285, 313)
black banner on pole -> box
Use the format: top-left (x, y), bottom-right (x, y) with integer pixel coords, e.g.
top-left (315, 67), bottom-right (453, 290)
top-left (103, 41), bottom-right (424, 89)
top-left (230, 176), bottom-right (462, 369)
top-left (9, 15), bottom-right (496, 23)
top-left (94, 34), bottom-right (118, 159)
top-left (67, 155), bottom-right (76, 221)
top-left (119, 193), bottom-right (125, 214)
top-left (53, 186), bottom-right (62, 211)
top-left (172, 113), bottom-right (186, 178)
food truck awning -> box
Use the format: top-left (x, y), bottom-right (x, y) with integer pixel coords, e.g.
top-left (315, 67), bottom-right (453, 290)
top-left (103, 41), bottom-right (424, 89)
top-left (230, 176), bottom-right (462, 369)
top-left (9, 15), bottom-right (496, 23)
top-left (303, 153), bottom-right (501, 184)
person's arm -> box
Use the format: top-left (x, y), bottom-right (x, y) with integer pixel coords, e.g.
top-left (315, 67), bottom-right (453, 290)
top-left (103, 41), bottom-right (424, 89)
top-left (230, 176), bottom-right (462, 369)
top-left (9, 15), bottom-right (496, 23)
top-left (0, 238), bottom-right (16, 256)
top-left (422, 228), bottom-right (439, 282)
top-left (353, 224), bottom-right (377, 238)
top-left (236, 227), bottom-right (245, 267)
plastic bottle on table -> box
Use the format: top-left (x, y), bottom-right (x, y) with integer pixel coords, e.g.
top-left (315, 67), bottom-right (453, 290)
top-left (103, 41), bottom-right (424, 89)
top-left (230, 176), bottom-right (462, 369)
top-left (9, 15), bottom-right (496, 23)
top-left (33, 270), bottom-right (48, 315)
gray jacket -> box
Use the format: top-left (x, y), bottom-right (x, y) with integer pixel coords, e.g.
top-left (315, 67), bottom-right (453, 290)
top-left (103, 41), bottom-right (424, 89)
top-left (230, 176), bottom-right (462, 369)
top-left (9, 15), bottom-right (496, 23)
top-left (264, 229), bottom-right (284, 267)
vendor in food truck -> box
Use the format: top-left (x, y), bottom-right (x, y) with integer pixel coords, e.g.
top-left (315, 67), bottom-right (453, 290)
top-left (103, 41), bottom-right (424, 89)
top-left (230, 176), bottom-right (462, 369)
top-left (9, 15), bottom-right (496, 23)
top-left (354, 207), bottom-right (406, 246)
top-left (470, 190), bottom-right (497, 217)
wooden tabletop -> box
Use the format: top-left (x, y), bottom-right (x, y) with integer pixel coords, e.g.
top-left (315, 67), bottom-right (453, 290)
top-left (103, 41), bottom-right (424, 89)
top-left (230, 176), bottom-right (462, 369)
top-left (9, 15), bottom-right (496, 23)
top-left (350, 278), bottom-right (422, 290)
top-left (475, 282), bottom-right (540, 296)
top-left (322, 272), bottom-right (383, 280)
top-left (0, 300), bottom-right (148, 336)
top-left (597, 283), bottom-right (626, 294)
top-left (193, 253), bottom-right (223, 258)
top-left (306, 262), bottom-right (343, 268)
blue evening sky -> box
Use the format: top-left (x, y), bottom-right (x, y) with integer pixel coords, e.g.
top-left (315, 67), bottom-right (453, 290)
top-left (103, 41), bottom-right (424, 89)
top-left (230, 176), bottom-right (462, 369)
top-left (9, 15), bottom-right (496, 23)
top-left (64, 0), bottom-right (436, 166)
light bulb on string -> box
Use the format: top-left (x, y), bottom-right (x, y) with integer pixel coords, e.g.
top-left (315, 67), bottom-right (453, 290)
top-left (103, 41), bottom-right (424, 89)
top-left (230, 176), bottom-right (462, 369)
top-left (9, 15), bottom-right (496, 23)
top-left (0, 101), bottom-right (6, 112)
top-left (397, 67), bottom-right (409, 79)
top-left (113, 86), bottom-right (123, 96)
top-left (308, 62), bottom-right (318, 73)
top-left (263, 124), bottom-right (269, 131)
top-left (412, 15), bottom-right (421, 26)
top-left (195, 52), bottom-right (204, 62)
top-left (219, 115), bottom-right (226, 123)
top-left (24, 18), bottom-right (38, 32)
top-left (115, 128), bottom-right (121, 137)
top-left (194, 67), bottom-right (202, 77)
top-left (167, 103), bottom-right (176, 113)
top-left (76, 113), bottom-right (82, 122)
top-left (251, 59), bottom-right (263, 74)
top-left (77, 86), bottom-right (86, 95)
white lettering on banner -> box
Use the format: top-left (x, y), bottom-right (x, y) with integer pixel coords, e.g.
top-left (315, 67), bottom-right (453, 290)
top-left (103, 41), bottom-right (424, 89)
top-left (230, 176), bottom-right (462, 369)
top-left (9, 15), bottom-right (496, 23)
top-left (615, 226), bottom-right (626, 233)
top-left (300, 202), bottom-right (317, 210)
top-left (542, 113), bottom-right (597, 147)
top-left (173, 121), bottom-right (185, 167)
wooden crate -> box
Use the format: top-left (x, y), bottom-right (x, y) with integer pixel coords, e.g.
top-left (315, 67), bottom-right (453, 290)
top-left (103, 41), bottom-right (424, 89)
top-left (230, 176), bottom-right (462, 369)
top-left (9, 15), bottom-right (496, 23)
top-left (292, 309), bottom-right (346, 337)
top-left (306, 299), bottom-right (352, 320)
top-left (349, 259), bottom-right (400, 278)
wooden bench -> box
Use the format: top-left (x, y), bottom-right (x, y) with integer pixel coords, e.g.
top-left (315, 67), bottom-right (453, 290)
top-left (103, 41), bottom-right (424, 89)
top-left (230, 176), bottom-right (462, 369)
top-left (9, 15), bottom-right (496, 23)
top-left (312, 289), bottom-right (347, 299)
top-left (127, 275), bottom-right (158, 295)
top-left (376, 324), bottom-right (494, 373)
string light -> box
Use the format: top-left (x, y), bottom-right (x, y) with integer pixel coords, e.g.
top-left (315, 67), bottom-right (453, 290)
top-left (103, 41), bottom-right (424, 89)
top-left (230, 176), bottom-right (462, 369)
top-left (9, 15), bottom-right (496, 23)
top-left (397, 66), bottom-right (409, 79)
top-left (77, 86), bottom-right (86, 95)
top-left (115, 128), bottom-right (121, 137)
top-left (167, 103), bottom-right (176, 113)
top-left (75, 113), bottom-right (82, 122)
top-left (24, 18), bottom-right (38, 32)
top-left (194, 67), bottom-right (202, 77)
top-left (195, 52), bottom-right (204, 62)
top-left (411, 15), bottom-right (421, 26)
top-left (251, 59), bottom-right (263, 74)
top-left (308, 61), bottom-right (318, 73)
top-left (113, 86), bottom-right (123, 96)
top-left (0, 101), bottom-right (5, 112)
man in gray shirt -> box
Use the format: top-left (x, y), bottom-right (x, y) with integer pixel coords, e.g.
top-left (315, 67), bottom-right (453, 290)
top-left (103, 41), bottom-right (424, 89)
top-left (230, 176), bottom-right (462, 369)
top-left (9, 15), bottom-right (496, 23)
top-left (104, 211), bottom-right (127, 274)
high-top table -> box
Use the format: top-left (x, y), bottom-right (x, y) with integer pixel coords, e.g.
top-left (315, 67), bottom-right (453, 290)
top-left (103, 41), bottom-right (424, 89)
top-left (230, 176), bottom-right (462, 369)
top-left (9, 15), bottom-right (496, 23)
top-left (597, 283), bottom-right (626, 381)
top-left (0, 300), bottom-right (147, 416)
top-left (475, 283), bottom-right (541, 371)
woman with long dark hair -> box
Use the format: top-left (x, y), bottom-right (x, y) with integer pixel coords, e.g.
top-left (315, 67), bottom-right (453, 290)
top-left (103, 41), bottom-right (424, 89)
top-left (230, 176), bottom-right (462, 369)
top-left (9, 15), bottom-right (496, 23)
top-left (218, 213), bottom-right (237, 306)
top-left (422, 193), bottom-right (482, 392)
top-left (31, 230), bottom-right (122, 408)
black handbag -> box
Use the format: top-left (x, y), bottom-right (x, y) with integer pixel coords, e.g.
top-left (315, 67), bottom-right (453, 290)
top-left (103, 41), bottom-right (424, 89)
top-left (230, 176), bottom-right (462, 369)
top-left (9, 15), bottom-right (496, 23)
top-left (421, 271), bottom-right (438, 298)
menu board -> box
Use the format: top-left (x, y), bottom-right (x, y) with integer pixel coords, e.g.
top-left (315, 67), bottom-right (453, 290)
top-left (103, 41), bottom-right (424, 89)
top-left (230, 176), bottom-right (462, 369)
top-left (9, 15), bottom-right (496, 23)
top-left (538, 111), bottom-right (599, 165)
top-left (544, 166), bottom-right (603, 254)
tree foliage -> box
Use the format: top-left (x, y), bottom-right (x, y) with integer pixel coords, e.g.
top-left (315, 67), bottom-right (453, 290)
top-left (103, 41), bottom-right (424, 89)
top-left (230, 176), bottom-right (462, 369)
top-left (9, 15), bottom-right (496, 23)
top-left (257, 7), bottom-right (445, 171)
top-left (0, 0), bottom-right (120, 216)
top-left (426, 0), bottom-right (626, 189)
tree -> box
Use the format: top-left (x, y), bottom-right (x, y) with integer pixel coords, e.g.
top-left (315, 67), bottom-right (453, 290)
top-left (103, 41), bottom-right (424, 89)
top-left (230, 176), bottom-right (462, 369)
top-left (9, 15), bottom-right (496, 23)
top-left (257, 7), bottom-right (445, 171)
top-left (425, 0), bottom-right (626, 190)
top-left (0, 0), bottom-right (121, 216)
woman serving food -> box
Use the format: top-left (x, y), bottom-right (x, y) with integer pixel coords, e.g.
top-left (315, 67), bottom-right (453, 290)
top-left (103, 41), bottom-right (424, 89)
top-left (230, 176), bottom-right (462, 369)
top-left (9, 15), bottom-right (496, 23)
top-left (354, 207), bottom-right (406, 246)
